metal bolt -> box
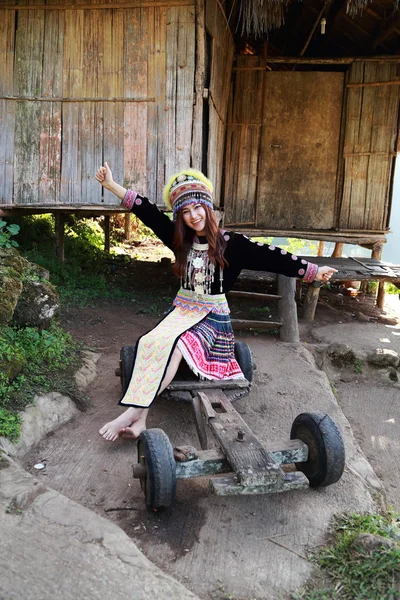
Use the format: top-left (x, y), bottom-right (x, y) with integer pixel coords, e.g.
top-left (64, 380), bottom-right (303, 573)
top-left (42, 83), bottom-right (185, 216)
top-left (236, 430), bottom-right (245, 442)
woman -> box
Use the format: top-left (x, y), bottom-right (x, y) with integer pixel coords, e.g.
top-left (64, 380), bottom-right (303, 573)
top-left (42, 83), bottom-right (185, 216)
top-left (95, 163), bottom-right (336, 441)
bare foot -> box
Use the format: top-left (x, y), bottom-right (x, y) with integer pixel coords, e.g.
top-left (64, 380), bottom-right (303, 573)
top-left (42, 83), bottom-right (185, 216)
top-left (99, 408), bottom-right (142, 441)
top-left (120, 420), bottom-right (146, 440)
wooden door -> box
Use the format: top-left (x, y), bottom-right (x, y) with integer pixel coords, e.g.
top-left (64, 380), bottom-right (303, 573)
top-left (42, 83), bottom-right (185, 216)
top-left (256, 71), bottom-right (344, 230)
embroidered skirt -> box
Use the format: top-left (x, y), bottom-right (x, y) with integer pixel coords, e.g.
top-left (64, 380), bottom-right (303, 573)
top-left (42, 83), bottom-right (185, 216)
top-left (119, 289), bottom-right (243, 409)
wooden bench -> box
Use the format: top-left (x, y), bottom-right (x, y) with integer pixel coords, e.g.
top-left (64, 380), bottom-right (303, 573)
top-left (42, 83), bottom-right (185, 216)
top-left (236, 257), bottom-right (400, 330)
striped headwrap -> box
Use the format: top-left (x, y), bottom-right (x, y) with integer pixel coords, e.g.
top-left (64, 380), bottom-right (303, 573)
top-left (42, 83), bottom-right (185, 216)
top-left (163, 169), bottom-right (214, 221)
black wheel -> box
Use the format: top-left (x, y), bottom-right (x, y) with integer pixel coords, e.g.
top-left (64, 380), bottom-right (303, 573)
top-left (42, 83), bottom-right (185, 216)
top-left (137, 429), bottom-right (177, 509)
top-left (290, 412), bottom-right (345, 488)
top-left (192, 395), bottom-right (208, 450)
top-left (120, 345), bottom-right (136, 394)
top-left (234, 342), bottom-right (254, 382)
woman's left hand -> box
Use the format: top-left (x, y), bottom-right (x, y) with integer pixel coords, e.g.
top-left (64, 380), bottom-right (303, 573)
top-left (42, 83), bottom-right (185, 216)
top-left (315, 266), bottom-right (338, 282)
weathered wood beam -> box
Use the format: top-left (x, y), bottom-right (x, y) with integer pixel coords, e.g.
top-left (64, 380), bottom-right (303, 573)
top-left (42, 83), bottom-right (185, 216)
top-left (331, 242), bottom-right (344, 257)
top-left (54, 213), bottom-right (66, 263)
top-left (233, 55), bottom-right (400, 67)
top-left (228, 290), bottom-right (282, 301)
top-left (0, 95), bottom-right (155, 103)
top-left (231, 319), bottom-right (282, 330)
top-left (302, 282), bottom-right (321, 322)
top-left (210, 471), bottom-right (309, 496)
top-left (4, 1), bottom-right (194, 9)
top-left (166, 378), bottom-right (250, 391)
top-left (373, 12), bottom-right (400, 50)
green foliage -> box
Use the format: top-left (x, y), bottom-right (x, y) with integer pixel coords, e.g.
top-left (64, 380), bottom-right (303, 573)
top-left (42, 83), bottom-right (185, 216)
top-left (0, 221), bottom-right (20, 249)
top-left (0, 322), bottom-right (84, 422)
top-left (249, 305), bottom-right (271, 317)
top-left (11, 214), bottom-right (134, 307)
top-left (292, 511), bottom-right (400, 600)
top-left (0, 408), bottom-right (21, 442)
top-left (252, 237), bottom-right (319, 255)
top-left (367, 281), bottom-right (399, 295)
top-left (353, 358), bottom-right (364, 374)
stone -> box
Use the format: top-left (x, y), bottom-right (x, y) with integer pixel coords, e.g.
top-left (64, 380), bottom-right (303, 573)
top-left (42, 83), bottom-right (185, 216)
top-left (0, 275), bottom-right (23, 325)
top-left (74, 351), bottom-right (100, 390)
top-left (326, 342), bottom-right (356, 368)
top-left (367, 348), bottom-right (400, 368)
top-left (350, 533), bottom-right (397, 554)
top-left (0, 392), bottom-right (79, 458)
top-left (13, 279), bottom-right (60, 329)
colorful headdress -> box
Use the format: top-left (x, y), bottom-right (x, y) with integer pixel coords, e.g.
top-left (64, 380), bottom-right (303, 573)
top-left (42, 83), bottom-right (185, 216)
top-left (163, 169), bottom-right (214, 221)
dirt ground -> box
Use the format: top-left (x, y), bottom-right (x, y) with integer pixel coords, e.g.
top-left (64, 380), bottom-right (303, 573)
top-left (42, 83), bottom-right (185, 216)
top-left (21, 240), bottom-right (400, 599)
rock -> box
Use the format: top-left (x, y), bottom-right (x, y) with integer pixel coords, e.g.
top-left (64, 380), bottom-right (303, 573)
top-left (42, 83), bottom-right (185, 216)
top-left (74, 351), bottom-right (100, 390)
top-left (350, 533), bottom-right (397, 554)
top-left (0, 392), bottom-right (79, 459)
top-left (326, 342), bottom-right (356, 368)
top-left (0, 275), bottom-right (23, 325)
top-left (13, 279), bottom-right (60, 330)
top-left (355, 311), bottom-right (374, 323)
top-left (367, 348), bottom-right (400, 368)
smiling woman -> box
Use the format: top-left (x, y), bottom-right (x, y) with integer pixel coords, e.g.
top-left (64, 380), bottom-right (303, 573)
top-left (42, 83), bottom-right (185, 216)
top-left (94, 164), bottom-right (337, 441)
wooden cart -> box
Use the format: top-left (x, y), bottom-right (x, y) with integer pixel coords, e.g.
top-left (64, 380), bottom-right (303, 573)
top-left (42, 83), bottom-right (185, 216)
top-left (116, 343), bottom-right (345, 510)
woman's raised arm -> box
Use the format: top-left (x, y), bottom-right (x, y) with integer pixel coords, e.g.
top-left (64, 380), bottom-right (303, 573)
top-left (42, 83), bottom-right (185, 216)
top-left (95, 162), bottom-right (126, 201)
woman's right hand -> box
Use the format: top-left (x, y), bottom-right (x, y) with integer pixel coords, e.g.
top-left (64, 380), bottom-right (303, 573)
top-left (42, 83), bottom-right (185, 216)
top-left (95, 162), bottom-right (113, 189)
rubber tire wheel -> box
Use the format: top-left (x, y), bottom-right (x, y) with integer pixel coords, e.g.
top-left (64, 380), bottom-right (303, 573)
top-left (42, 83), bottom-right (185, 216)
top-left (234, 342), bottom-right (254, 382)
top-left (137, 428), bottom-right (177, 509)
top-left (120, 345), bottom-right (136, 394)
top-left (290, 412), bottom-right (345, 488)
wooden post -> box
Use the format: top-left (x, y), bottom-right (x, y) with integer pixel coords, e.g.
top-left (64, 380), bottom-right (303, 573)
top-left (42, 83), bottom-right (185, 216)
top-left (104, 216), bottom-right (110, 253)
top-left (124, 213), bottom-right (131, 241)
top-left (331, 242), bottom-right (344, 258)
top-left (54, 213), bottom-right (65, 262)
top-left (371, 242), bottom-right (385, 308)
top-left (278, 275), bottom-right (299, 343)
top-left (191, 0), bottom-right (205, 169)
top-left (302, 281), bottom-right (321, 321)
top-left (317, 241), bottom-right (325, 256)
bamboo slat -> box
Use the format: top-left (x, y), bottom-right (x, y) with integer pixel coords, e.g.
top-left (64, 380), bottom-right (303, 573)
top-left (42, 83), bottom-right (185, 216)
top-left (123, 8), bottom-right (149, 196)
top-left (38, 4), bottom-right (64, 204)
top-left (102, 7), bottom-right (124, 205)
top-left (206, 0), bottom-right (234, 205)
top-left (146, 6), bottom-right (167, 203)
top-left (340, 61), bottom-right (400, 231)
top-left (0, 9), bottom-right (16, 203)
top-left (14, 2), bottom-right (45, 204)
top-left (224, 55), bottom-right (263, 225)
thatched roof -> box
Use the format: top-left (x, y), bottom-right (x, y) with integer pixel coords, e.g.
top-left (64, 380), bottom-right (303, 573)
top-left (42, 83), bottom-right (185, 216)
top-left (228, 0), bottom-right (400, 57)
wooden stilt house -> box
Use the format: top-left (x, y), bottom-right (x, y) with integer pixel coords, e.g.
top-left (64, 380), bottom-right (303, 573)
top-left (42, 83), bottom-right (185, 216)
top-left (0, 0), bottom-right (399, 258)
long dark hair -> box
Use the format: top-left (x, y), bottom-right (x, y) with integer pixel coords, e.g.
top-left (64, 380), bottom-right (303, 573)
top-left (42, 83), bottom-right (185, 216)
top-left (172, 204), bottom-right (228, 279)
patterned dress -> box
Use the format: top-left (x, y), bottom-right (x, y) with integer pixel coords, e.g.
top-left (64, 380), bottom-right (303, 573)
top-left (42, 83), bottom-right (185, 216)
top-left (119, 194), bottom-right (318, 408)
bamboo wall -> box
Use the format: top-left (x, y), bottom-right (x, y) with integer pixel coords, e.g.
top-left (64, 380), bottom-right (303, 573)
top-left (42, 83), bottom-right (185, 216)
top-left (205, 0), bottom-right (234, 206)
top-left (223, 57), bottom-right (400, 236)
top-left (0, 0), bottom-right (196, 207)
top-left (339, 61), bottom-right (400, 231)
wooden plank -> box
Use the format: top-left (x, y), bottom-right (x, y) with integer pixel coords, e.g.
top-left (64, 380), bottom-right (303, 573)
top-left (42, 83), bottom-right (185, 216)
top-left (210, 471), bottom-right (309, 496)
top-left (191, 0), bottom-right (205, 171)
top-left (123, 8), bottom-right (149, 195)
top-left (103, 7), bottom-right (124, 205)
top-left (146, 6), bottom-right (167, 204)
top-left (256, 72), bottom-right (343, 231)
top-left (204, 389), bottom-right (285, 487)
top-left (175, 439), bottom-right (309, 480)
top-left (5, 1), bottom-right (195, 8)
top-left (166, 378), bottom-right (250, 391)
top-left (0, 9), bottom-right (15, 203)
top-left (60, 8), bottom-right (84, 202)
top-left (14, 1), bottom-right (45, 204)
top-left (231, 319), bottom-right (282, 331)
top-left (228, 290), bottom-right (281, 301)
top-left (38, 3), bottom-right (64, 204)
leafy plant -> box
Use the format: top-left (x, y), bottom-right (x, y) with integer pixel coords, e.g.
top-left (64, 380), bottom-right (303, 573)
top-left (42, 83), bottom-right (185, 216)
top-left (0, 408), bottom-right (21, 442)
top-left (0, 221), bottom-right (20, 249)
top-left (354, 358), bottom-right (364, 374)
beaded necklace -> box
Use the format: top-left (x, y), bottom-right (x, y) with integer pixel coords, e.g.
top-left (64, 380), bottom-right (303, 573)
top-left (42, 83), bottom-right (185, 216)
top-left (183, 239), bottom-right (224, 295)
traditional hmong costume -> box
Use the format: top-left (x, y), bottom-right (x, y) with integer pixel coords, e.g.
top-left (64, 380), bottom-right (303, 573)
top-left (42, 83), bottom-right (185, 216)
top-left (118, 170), bottom-right (318, 409)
